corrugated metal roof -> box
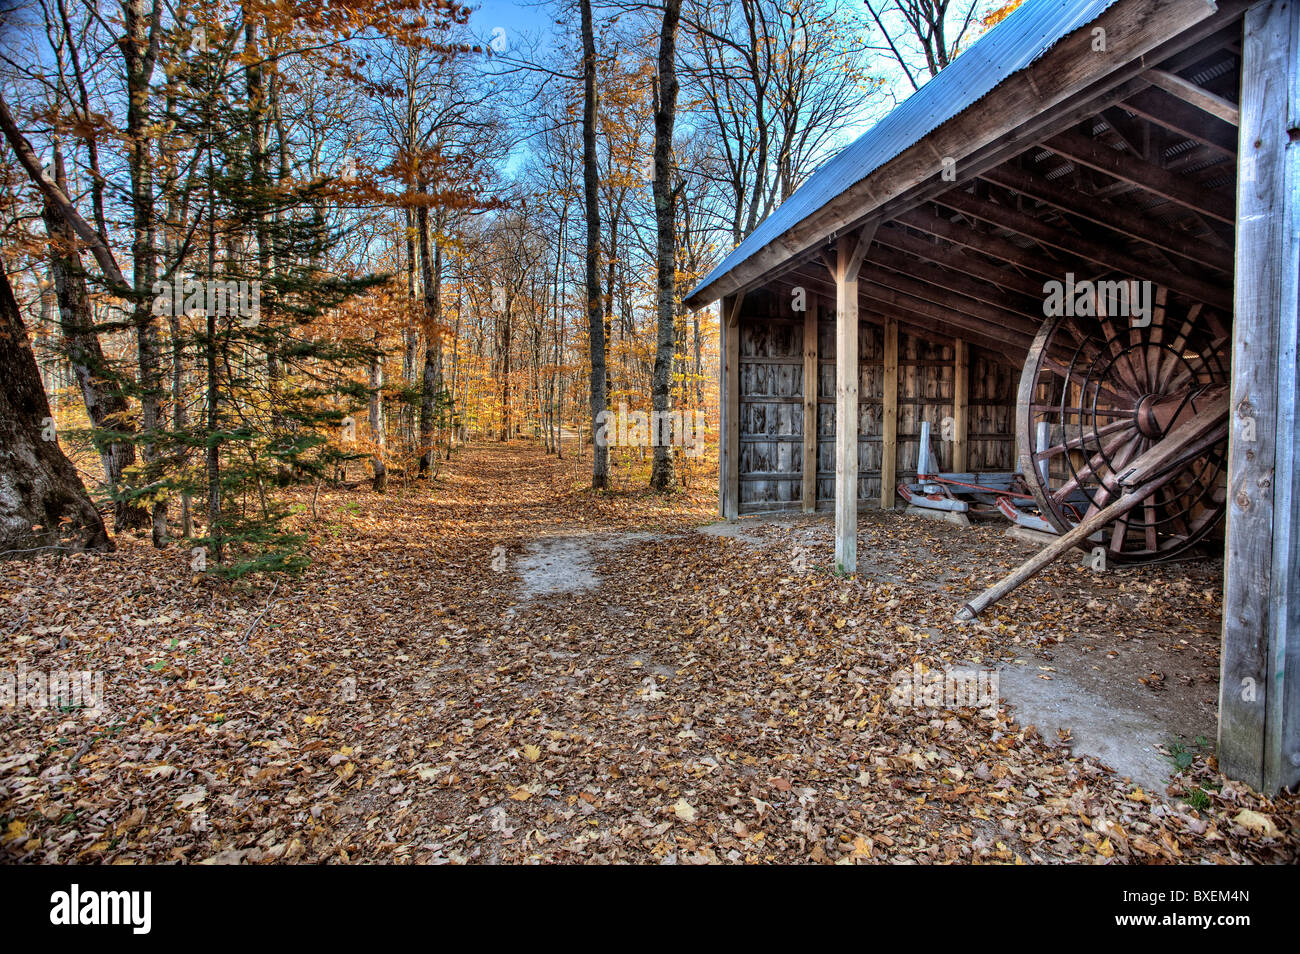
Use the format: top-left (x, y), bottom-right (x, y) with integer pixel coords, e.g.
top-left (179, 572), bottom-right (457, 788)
top-left (687, 0), bottom-right (1122, 303)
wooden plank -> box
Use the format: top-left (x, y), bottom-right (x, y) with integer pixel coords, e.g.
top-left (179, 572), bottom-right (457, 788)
top-left (953, 338), bottom-right (969, 473)
top-left (723, 294), bottom-right (741, 520)
top-left (881, 317), bottom-right (898, 510)
top-left (1219, 0), bottom-right (1300, 794)
top-left (937, 189), bottom-right (1234, 309)
top-left (1042, 128), bottom-right (1236, 224)
top-left (1145, 67), bottom-right (1241, 125)
top-left (835, 225), bottom-right (876, 573)
top-left (802, 296), bottom-right (819, 512)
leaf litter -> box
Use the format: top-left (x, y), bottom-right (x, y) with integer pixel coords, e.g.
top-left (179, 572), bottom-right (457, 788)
top-left (1, 443), bottom-right (1295, 864)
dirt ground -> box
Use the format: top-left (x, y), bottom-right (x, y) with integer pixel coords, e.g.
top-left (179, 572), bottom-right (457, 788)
top-left (0, 443), bottom-right (1295, 864)
top-left (709, 509), bottom-right (1223, 792)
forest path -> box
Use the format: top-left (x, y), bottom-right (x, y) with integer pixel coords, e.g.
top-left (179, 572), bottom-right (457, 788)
top-left (0, 442), bottom-right (1294, 864)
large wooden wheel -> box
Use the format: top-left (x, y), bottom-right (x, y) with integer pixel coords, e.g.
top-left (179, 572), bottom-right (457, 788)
top-left (1016, 289), bottom-right (1230, 563)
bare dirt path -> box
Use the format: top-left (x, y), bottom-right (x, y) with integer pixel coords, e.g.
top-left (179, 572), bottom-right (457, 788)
top-left (0, 443), bottom-right (1294, 863)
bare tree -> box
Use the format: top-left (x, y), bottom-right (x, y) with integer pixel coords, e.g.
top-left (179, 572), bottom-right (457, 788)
top-left (580, 0), bottom-right (608, 489)
top-left (649, 0), bottom-right (683, 491)
top-left (862, 0), bottom-right (986, 89)
top-left (681, 0), bottom-right (876, 244)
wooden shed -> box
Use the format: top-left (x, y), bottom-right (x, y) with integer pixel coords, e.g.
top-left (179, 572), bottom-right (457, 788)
top-left (686, 0), bottom-right (1299, 792)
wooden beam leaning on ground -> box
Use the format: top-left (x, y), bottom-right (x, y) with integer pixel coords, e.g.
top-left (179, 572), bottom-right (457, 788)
top-left (956, 397), bottom-right (1229, 621)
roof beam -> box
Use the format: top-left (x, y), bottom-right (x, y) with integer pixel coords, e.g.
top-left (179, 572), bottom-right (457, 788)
top-left (1041, 128), bottom-right (1236, 223)
top-left (779, 269), bottom-right (1030, 359)
top-left (935, 188), bottom-right (1233, 309)
top-left (861, 306), bottom-right (1028, 363)
top-left (874, 223), bottom-right (1046, 298)
top-left (859, 279), bottom-right (1037, 349)
top-left (1145, 68), bottom-right (1241, 125)
top-left (864, 243), bottom-right (1045, 323)
top-left (1120, 86), bottom-right (1238, 157)
top-left (980, 162), bottom-right (1233, 272)
top-left (895, 205), bottom-right (1080, 279)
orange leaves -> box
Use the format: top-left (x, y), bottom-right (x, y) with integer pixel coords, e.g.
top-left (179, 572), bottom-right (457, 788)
top-left (0, 443), bottom-right (1296, 865)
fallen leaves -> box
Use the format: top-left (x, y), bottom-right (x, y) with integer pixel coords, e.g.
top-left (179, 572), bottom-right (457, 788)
top-left (1233, 809), bottom-right (1281, 839)
top-left (0, 443), bottom-right (1296, 865)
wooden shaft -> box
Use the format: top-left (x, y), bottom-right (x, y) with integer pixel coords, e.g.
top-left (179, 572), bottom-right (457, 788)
top-left (956, 484), bottom-right (1148, 622)
top-left (958, 410), bottom-right (1227, 620)
top-left (721, 295), bottom-right (741, 520)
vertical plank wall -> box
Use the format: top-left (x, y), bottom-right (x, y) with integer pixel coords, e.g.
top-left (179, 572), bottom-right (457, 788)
top-left (737, 290), bottom-right (803, 509)
top-left (735, 290), bottom-right (1016, 513)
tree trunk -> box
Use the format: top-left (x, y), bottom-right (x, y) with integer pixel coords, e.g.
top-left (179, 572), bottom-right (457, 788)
top-left (417, 196), bottom-right (443, 476)
top-left (447, 292), bottom-right (461, 460)
top-left (370, 329), bottom-right (387, 492)
top-left (204, 155), bottom-right (222, 564)
top-left (499, 290), bottom-right (512, 441)
top-left (0, 264), bottom-right (110, 554)
top-left (124, 0), bottom-right (167, 547)
top-left (649, 0), bottom-right (683, 491)
top-left (39, 148), bottom-right (148, 533)
top-left (580, 0), bottom-right (608, 489)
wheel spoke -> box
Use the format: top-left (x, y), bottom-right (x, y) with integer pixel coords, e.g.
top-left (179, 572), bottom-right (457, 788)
top-left (1056, 430), bottom-right (1141, 506)
top-left (1042, 358), bottom-right (1134, 406)
top-left (1096, 308), bottom-right (1147, 397)
top-left (1033, 418), bottom-right (1133, 459)
top-left (1020, 304), bottom-right (1227, 561)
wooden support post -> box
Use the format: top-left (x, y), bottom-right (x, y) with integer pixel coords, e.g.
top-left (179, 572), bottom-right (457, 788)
top-left (717, 299), bottom-right (728, 517)
top-left (881, 318), bottom-right (898, 509)
top-left (802, 296), bottom-right (819, 513)
top-left (1219, 0), bottom-right (1300, 793)
top-left (831, 226), bottom-right (875, 573)
top-left (952, 338), bottom-right (968, 473)
top-left (719, 294), bottom-right (743, 521)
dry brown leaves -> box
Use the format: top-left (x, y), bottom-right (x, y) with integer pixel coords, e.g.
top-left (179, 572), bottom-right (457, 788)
top-left (0, 443), bottom-right (1295, 864)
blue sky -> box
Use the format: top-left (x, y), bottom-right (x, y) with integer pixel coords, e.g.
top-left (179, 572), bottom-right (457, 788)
top-left (467, 0), bottom-right (562, 55)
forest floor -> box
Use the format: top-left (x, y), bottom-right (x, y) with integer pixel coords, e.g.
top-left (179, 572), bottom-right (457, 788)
top-left (1, 442), bottom-right (1297, 864)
